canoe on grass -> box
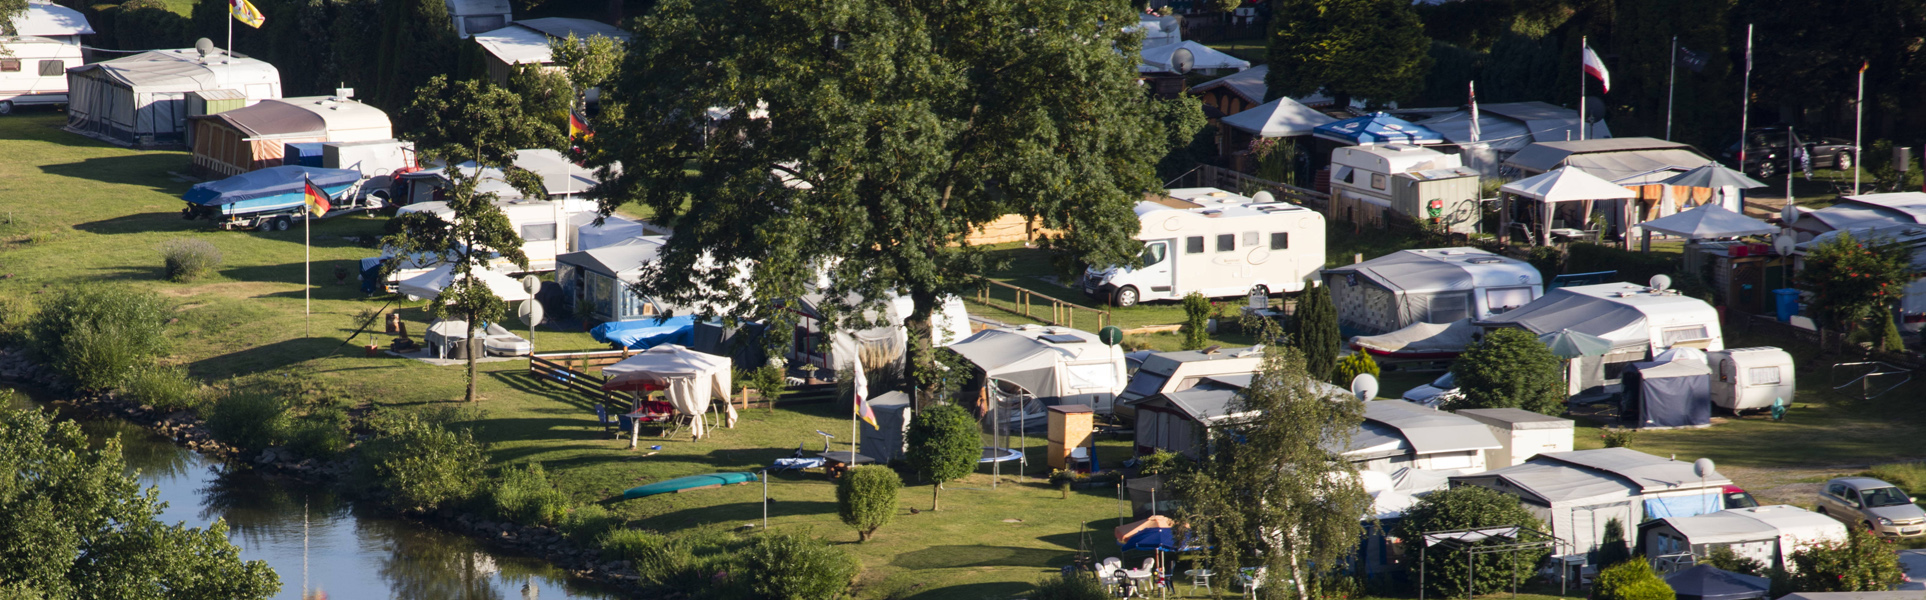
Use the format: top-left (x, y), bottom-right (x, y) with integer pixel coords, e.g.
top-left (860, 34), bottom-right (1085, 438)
top-left (622, 472), bottom-right (759, 499)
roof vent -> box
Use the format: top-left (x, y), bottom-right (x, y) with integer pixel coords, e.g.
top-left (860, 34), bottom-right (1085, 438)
top-left (1467, 257), bottom-right (1504, 264)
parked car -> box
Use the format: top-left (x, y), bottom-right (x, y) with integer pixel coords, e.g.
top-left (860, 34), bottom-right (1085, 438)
top-left (1721, 126), bottom-right (1856, 179)
top-left (1400, 371), bottom-right (1463, 407)
top-left (1815, 477), bottom-right (1926, 537)
top-left (1722, 485), bottom-right (1760, 509)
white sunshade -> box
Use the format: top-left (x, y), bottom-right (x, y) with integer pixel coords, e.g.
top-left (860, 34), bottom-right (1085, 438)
top-left (1219, 96), bottom-right (1336, 138)
top-left (1139, 41), bottom-right (1249, 73)
top-left (1501, 166), bottom-right (1638, 202)
top-left (1638, 203), bottom-right (1777, 240)
top-left (601, 344), bottom-right (732, 439)
top-left (398, 264), bottom-right (530, 303)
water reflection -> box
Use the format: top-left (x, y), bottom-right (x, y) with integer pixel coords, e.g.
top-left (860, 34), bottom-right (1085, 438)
top-left (5, 388), bottom-right (615, 600)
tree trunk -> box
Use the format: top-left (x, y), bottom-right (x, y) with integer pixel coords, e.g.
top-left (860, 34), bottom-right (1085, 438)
top-left (904, 291), bottom-right (940, 409)
top-left (466, 308), bottom-right (479, 402)
top-left (932, 482), bottom-right (941, 511)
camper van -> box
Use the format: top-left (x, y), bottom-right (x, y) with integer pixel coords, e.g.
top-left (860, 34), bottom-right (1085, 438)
top-left (1083, 188), bottom-right (1326, 307)
top-left (1, 2), bottom-right (91, 113)
top-left (1708, 347), bottom-right (1795, 412)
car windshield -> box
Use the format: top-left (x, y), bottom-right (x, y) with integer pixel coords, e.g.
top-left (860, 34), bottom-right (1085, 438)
top-left (1432, 372), bottom-right (1455, 388)
top-left (1861, 486), bottom-right (1912, 507)
top-left (1725, 491), bottom-right (1759, 509)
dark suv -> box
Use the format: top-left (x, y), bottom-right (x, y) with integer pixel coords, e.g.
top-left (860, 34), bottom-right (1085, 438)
top-left (1721, 126), bottom-right (1856, 179)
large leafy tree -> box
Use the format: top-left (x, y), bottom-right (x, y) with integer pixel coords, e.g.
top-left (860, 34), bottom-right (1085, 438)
top-left (0, 403), bottom-right (280, 598)
top-left (1795, 231), bottom-right (1914, 333)
top-left (1174, 347), bottom-right (1370, 600)
top-left (381, 170), bottom-right (531, 402)
top-left (1451, 326), bottom-right (1565, 415)
top-left (905, 403), bottom-right (978, 511)
top-left (1396, 485), bottom-right (1548, 599)
top-left (586, 0), bottom-right (1189, 399)
top-left (1266, 0), bottom-right (1433, 107)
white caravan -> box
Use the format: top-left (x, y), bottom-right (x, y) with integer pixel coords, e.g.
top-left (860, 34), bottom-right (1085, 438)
top-left (0, 2), bottom-right (91, 113)
top-left (396, 197), bottom-right (597, 273)
top-left (1082, 188), bottom-right (1326, 307)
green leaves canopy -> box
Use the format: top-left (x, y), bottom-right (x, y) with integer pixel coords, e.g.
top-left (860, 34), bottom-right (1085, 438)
top-left (587, 0), bottom-right (1185, 372)
top-left (1286, 282), bottom-right (1340, 381)
top-left (1451, 327), bottom-right (1565, 415)
top-left (1395, 485), bottom-right (1548, 599)
top-left (906, 403), bottom-right (979, 511)
top-left (0, 404), bottom-right (280, 599)
top-left (836, 465), bottom-right (902, 542)
top-left (1266, 0), bottom-right (1432, 106)
top-left (403, 75), bottom-right (566, 176)
top-left (1795, 231), bottom-right (1914, 331)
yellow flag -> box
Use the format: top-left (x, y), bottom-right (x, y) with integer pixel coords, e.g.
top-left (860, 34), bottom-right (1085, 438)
top-left (229, 0), bottom-right (265, 28)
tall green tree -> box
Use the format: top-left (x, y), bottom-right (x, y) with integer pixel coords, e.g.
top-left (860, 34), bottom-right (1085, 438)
top-left (1396, 485), bottom-right (1548, 599)
top-left (905, 403), bottom-right (978, 511)
top-left (1286, 283), bottom-right (1340, 382)
top-left (1266, 0), bottom-right (1433, 107)
top-left (403, 75), bottom-right (563, 198)
top-left (1174, 347), bottom-right (1370, 600)
top-left (0, 0), bottom-right (24, 41)
top-left (1452, 327), bottom-right (1564, 415)
top-left (1795, 231), bottom-right (1913, 334)
top-left (547, 32), bottom-right (625, 108)
top-left (0, 402), bottom-right (281, 598)
top-left (380, 169), bottom-right (530, 402)
top-left (586, 0), bottom-right (1187, 400)
top-left (369, 0), bottom-right (457, 117)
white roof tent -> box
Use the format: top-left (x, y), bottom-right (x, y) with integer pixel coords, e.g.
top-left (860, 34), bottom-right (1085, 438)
top-left (1477, 282), bottom-right (1723, 359)
top-left (1219, 96), bottom-right (1335, 138)
top-left (1344, 401), bottom-right (1503, 474)
top-left (1504, 137), bottom-right (1714, 183)
top-left (1131, 373), bottom-right (1350, 458)
top-left (1138, 40), bottom-right (1249, 73)
top-left (601, 344), bottom-right (732, 440)
top-left (556, 237), bottom-right (668, 323)
top-left (1417, 101), bottom-right (1609, 177)
top-left (1789, 192), bottom-right (1926, 238)
top-left (189, 95), bottom-right (393, 178)
top-left (1498, 165), bottom-right (1639, 247)
top-left (946, 326), bottom-right (1128, 412)
top-left (1323, 248), bottom-right (1543, 335)
top-left (400, 148), bottom-right (600, 200)
top-left (1452, 448), bottom-right (1732, 559)
top-left (12, 2), bottom-right (93, 36)
top-left (65, 48), bottom-right (282, 147)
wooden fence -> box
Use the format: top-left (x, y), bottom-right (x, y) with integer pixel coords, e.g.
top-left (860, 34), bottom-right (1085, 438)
top-left (1187, 165), bottom-right (1330, 210)
top-left (971, 277), bottom-right (1110, 329)
top-left (528, 349), bottom-right (637, 402)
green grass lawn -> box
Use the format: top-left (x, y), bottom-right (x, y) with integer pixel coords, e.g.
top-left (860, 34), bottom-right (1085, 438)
top-left (1203, 38), bottom-right (1267, 65)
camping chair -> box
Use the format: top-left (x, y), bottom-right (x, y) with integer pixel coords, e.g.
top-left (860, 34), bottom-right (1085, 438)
top-left (594, 403), bottom-right (613, 434)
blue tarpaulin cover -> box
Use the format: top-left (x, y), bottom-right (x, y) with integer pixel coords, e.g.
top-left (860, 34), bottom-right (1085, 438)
top-left (591, 315), bottom-right (697, 350)
top-left (182, 165), bottom-right (362, 206)
top-left (1313, 112), bottom-right (1445, 145)
top-left (283, 142), bottom-right (326, 167)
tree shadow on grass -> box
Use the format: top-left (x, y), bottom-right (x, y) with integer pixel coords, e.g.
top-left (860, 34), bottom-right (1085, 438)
top-left (40, 153), bottom-right (192, 194)
top-left (185, 336), bottom-right (339, 380)
top-left (898, 581), bottom-right (1035, 600)
top-left (889, 544), bottom-right (1075, 570)
top-left (629, 500), bottom-right (837, 531)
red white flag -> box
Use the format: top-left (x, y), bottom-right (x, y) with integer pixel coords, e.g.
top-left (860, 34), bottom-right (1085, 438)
top-left (1582, 46), bottom-right (1611, 93)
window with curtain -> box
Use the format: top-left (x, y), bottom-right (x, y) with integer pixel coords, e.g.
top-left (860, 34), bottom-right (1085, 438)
top-left (1485, 287), bottom-right (1534, 314)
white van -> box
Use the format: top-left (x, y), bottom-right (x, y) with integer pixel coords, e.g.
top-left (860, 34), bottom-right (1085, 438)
top-left (0, 3), bottom-right (91, 113)
top-left (1082, 188), bottom-right (1326, 307)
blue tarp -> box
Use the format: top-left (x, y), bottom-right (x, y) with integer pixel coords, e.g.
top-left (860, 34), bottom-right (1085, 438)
top-left (1313, 112), bottom-right (1445, 145)
top-left (591, 315), bottom-right (697, 350)
top-left (1121, 528), bottom-right (1205, 553)
top-left (1642, 492), bottom-right (1724, 520)
top-left (283, 143), bottom-right (326, 167)
top-left (182, 165), bottom-right (362, 206)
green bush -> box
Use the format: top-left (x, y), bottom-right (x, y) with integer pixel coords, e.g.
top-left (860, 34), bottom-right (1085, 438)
top-left (1029, 572), bottom-right (1109, 600)
top-left (1589, 560), bottom-right (1673, 600)
top-left (357, 414), bottom-right (488, 513)
top-left (1702, 545), bottom-right (1764, 576)
top-left (736, 530), bottom-right (860, 600)
top-left (1286, 283), bottom-right (1341, 381)
top-left (907, 403), bottom-right (981, 511)
top-left (1180, 292), bottom-right (1212, 350)
top-left (600, 529), bottom-right (688, 579)
top-left (1785, 528), bottom-right (1907, 593)
top-left (599, 528), bottom-right (741, 591)
top-left (286, 406), bottom-right (351, 460)
top-left (28, 284), bottom-right (171, 390)
top-left (159, 238), bottom-right (223, 282)
top-left (491, 462), bottom-right (570, 526)
top-left (1451, 327), bottom-right (1565, 415)
top-left (1331, 351), bottom-right (1380, 387)
top-left (203, 390), bottom-right (291, 453)
top-left (118, 365), bottom-right (201, 411)
top-left (1601, 428), bottom-right (1638, 448)
top-left (560, 504), bottom-right (619, 543)
top-left (1526, 245), bottom-right (1564, 277)
top-left (1877, 310), bottom-right (1907, 352)
top-left (1397, 486), bottom-right (1549, 598)
top-left (1592, 518), bottom-right (1631, 568)
top-left (1135, 449), bottom-right (1191, 477)
top-left (836, 465), bottom-right (901, 542)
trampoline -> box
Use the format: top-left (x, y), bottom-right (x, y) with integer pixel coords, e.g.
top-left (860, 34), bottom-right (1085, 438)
top-left (979, 447), bottom-right (1024, 464)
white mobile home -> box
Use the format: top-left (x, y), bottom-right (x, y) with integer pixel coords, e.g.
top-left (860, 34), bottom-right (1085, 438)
top-left (1638, 505), bottom-right (1846, 573)
top-left (1082, 188), bottom-right (1326, 307)
top-left (947, 326), bottom-right (1128, 415)
top-left (1321, 248), bottom-right (1542, 335)
top-left (1708, 347), bottom-right (1795, 412)
top-left (0, 2), bottom-right (91, 113)
top-left (1451, 448), bottom-right (1732, 559)
top-left (1478, 282), bottom-right (1723, 398)
top-left (1114, 346), bottom-right (1266, 420)
top-left (65, 48), bottom-right (281, 147)
top-left (1329, 144), bottom-right (1481, 233)
top-left (397, 197), bottom-right (597, 273)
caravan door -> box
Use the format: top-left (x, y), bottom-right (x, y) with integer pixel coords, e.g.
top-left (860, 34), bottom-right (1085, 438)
top-left (1138, 240), bottom-right (1175, 300)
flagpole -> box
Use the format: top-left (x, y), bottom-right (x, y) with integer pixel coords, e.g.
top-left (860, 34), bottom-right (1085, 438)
top-left (1579, 37), bottom-right (1587, 141)
top-left (305, 189), bottom-right (311, 338)
top-left (1740, 24), bottom-right (1753, 182)
top-left (1855, 63), bottom-right (1866, 195)
top-left (1787, 126), bottom-right (1795, 204)
top-left (225, 11), bottom-right (232, 84)
top-left (1666, 35), bottom-right (1677, 141)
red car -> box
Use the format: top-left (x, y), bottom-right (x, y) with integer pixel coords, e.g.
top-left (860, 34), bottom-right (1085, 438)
top-left (1723, 485), bottom-right (1760, 509)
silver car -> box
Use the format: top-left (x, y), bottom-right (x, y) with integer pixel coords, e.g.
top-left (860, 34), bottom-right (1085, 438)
top-left (1816, 477), bottom-right (1926, 538)
top-left (1401, 372), bottom-right (1464, 408)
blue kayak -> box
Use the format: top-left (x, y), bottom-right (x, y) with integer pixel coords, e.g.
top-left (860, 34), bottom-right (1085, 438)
top-left (622, 472), bottom-right (759, 499)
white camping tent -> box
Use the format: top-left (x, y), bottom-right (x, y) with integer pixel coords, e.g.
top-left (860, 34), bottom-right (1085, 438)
top-left (1499, 166), bottom-right (1639, 247)
top-left (398, 264), bottom-right (531, 303)
top-left (1322, 248), bottom-right (1544, 335)
top-left (946, 326), bottom-right (1129, 413)
top-left (601, 344), bottom-right (732, 439)
top-left (1219, 96), bottom-right (1336, 139)
top-left (787, 292), bottom-right (973, 376)
top-left (65, 48), bottom-right (282, 146)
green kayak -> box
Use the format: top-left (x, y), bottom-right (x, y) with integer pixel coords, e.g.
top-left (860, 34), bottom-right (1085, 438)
top-left (622, 472), bottom-right (760, 499)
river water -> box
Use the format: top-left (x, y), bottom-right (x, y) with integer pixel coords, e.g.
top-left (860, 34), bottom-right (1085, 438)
top-left (9, 392), bottom-right (617, 600)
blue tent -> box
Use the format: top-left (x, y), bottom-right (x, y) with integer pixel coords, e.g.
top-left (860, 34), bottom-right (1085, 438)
top-left (591, 315), bottom-right (698, 350)
top-left (1121, 528), bottom-right (1205, 553)
top-left (182, 165), bottom-right (362, 207)
top-left (1312, 112), bottom-right (1444, 146)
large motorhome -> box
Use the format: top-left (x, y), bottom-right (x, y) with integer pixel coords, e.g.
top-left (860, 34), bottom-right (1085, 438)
top-left (0, 2), bottom-right (91, 113)
top-left (1082, 188), bottom-right (1326, 307)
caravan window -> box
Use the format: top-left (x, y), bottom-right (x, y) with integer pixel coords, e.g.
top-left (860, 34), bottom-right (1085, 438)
top-left (1747, 366), bottom-right (1782, 385)
top-left (464, 15), bottom-right (507, 34)
top-left (1334, 166), bottom-right (1355, 185)
top-left (38, 60), bottom-right (64, 77)
top-left (521, 222), bottom-right (558, 242)
top-left (1427, 294), bottom-right (1470, 323)
top-left (1661, 325), bottom-right (1710, 347)
top-left (0, 59), bottom-right (19, 72)
top-left (1216, 234), bottom-right (1235, 252)
top-left (1370, 173), bottom-right (1388, 191)
top-left (1270, 232), bottom-right (1289, 250)
top-left (1485, 287), bottom-right (1533, 314)
top-left (1186, 236), bottom-right (1204, 254)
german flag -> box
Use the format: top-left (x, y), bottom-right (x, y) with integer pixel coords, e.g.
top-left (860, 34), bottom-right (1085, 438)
top-left (303, 177), bottom-right (331, 217)
top-left (568, 112), bottom-right (593, 141)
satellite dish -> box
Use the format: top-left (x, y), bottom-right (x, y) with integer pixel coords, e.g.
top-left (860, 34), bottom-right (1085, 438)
top-left (1649, 274), bottom-right (1672, 292)
top-left (521, 274), bottom-right (541, 295)
top-left (1773, 233), bottom-right (1796, 256)
top-left (1251, 191), bottom-right (1276, 204)
top-left (1693, 457), bottom-right (1715, 478)
top-left (1782, 201), bottom-right (1800, 225)
top-left (1350, 373), bottom-right (1378, 401)
top-left (1170, 47), bottom-right (1194, 74)
top-left (516, 299), bottom-right (544, 329)
top-left (194, 38), bottom-right (215, 58)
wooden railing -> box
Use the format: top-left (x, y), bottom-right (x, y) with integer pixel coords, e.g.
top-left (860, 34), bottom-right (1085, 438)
top-left (1189, 164), bottom-right (1331, 210)
top-left (528, 349), bottom-right (634, 401)
top-left (972, 277), bottom-right (1110, 329)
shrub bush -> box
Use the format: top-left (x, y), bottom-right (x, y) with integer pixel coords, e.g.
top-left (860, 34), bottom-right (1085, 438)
top-left (203, 390), bottom-right (291, 453)
top-left (836, 465), bottom-right (900, 542)
top-left (1330, 351), bottom-right (1380, 387)
top-left (286, 406), bottom-right (351, 460)
top-left (492, 462), bottom-right (570, 526)
top-left (599, 528), bottom-right (738, 591)
top-left (1451, 327), bottom-right (1565, 415)
top-left (119, 365), bottom-right (201, 411)
top-left (1703, 546), bottom-right (1764, 576)
top-left (1589, 560), bottom-right (1673, 600)
top-left (28, 285), bottom-right (171, 390)
top-left (1397, 486), bottom-right (1548, 598)
top-left (1592, 518), bottom-right (1631, 568)
top-left (1030, 572), bottom-right (1109, 600)
top-left (736, 530), bottom-right (860, 600)
top-left (159, 238), bottom-right (223, 282)
top-left (1601, 428), bottom-right (1638, 448)
top-left (1180, 292), bottom-right (1211, 350)
top-left (560, 504), bottom-right (619, 543)
top-left (357, 414), bottom-right (488, 513)
top-left (1135, 449), bottom-right (1190, 477)
top-left (1785, 528), bottom-right (1907, 593)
